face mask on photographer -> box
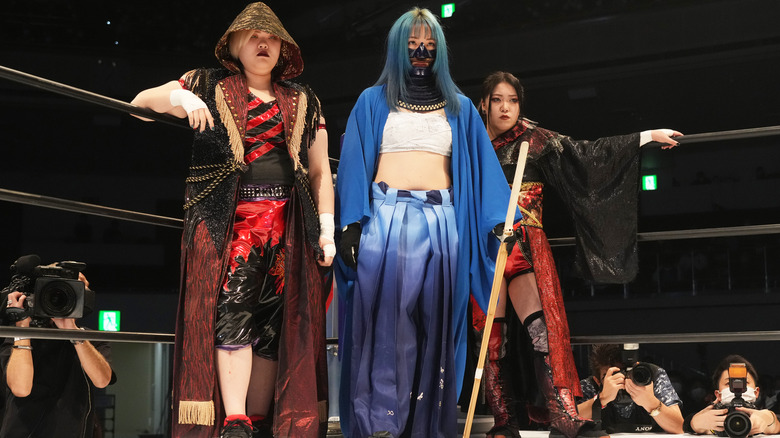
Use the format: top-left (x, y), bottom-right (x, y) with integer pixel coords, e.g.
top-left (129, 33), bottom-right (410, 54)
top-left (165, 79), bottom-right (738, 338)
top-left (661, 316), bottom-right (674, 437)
top-left (719, 386), bottom-right (758, 404)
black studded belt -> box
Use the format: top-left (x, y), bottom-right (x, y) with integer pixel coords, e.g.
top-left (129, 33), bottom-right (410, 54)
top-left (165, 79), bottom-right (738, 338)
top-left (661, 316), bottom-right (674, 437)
top-left (238, 184), bottom-right (292, 201)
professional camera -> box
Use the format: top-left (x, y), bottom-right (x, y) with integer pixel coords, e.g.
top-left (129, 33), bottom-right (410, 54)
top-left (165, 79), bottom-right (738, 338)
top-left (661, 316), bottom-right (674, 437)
top-left (613, 343), bottom-right (661, 405)
top-left (619, 343), bottom-right (660, 386)
top-left (1, 254), bottom-right (94, 321)
top-left (713, 363), bottom-right (754, 438)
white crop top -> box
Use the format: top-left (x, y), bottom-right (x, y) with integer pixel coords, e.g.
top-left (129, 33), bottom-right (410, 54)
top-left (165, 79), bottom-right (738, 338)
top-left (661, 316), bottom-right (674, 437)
top-left (379, 111), bottom-right (452, 157)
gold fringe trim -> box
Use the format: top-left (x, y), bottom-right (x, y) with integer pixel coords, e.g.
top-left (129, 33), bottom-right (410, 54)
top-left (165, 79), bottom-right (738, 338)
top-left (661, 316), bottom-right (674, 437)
top-left (288, 92), bottom-right (307, 171)
top-left (178, 400), bottom-right (215, 426)
top-left (216, 84), bottom-right (244, 166)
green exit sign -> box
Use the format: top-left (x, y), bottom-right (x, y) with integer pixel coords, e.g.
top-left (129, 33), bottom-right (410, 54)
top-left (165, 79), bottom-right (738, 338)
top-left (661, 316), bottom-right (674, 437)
top-left (642, 174), bottom-right (658, 191)
top-left (99, 310), bottom-right (121, 332)
top-left (441, 3), bottom-right (455, 18)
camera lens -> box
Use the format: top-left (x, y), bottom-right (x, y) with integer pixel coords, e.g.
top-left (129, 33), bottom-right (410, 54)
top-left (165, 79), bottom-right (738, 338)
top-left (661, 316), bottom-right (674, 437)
top-left (38, 281), bottom-right (78, 317)
top-left (630, 363), bottom-right (654, 386)
top-left (724, 410), bottom-right (751, 438)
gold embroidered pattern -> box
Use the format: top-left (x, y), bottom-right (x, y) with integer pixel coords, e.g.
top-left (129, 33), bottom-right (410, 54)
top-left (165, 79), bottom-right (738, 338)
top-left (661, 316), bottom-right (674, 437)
top-left (513, 182), bottom-right (544, 229)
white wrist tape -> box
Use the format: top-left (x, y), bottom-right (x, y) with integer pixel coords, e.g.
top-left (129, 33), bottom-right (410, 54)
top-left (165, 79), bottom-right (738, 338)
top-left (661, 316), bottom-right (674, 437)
top-left (170, 89), bottom-right (207, 114)
top-left (640, 128), bottom-right (676, 147)
top-left (639, 130), bottom-right (652, 147)
top-left (319, 213), bottom-right (335, 241)
top-left (323, 243), bottom-right (337, 258)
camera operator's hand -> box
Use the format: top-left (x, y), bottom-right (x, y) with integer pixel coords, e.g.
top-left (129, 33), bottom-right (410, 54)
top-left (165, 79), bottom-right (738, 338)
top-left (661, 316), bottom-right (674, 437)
top-left (51, 317), bottom-right (79, 330)
top-left (6, 292), bottom-right (30, 327)
top-left (78, 272), bottom-right (89, 289)
top-left (625, 378), bottom-right (659, 411)
top-left (690, 404), bottom-right (729, 434)
top-left (626, 375), bottom-right (684, 433)
top-left (599, 366), bottom-right (625, 405)
top-left (736, 407), bottom-right (779, 436)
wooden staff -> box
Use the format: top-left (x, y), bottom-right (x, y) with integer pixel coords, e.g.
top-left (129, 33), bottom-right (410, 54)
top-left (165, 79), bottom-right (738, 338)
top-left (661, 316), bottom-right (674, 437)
top-left (463, 141), bottom-right (530, 437)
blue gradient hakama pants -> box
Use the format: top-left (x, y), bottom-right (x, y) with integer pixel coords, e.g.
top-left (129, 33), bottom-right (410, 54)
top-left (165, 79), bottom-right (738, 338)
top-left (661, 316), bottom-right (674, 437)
top-left (343, 182), bottom-right (459, 438)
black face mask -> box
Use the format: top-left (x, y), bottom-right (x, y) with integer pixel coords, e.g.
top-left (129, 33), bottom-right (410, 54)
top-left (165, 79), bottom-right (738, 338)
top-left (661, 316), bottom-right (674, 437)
top-left (408, 43), bottom-right (436, 77)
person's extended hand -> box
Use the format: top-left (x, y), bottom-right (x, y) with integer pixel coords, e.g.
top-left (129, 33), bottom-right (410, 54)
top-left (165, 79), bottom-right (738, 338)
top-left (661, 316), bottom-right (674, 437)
top-left (624, 378), bottom-right (658, 411)
top-left (651, 129), bottom-right (683, 149)
top-left (599, 367), bottom-right (625, 405)
top-left (188, 107), bottom-right (215, 133)
top-left (170, 89), bottom-right (214, 133)
top-left (690, 404), bottom-right (728, 434)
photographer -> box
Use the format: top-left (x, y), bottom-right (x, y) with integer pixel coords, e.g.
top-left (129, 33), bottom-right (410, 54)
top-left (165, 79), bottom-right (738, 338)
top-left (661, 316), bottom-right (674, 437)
top-left (686, 355), bottom-right (780, 436)
top-left (576, 344), bottom-right (684, 434)
top-left (1, 271), bottom-right (115, 438)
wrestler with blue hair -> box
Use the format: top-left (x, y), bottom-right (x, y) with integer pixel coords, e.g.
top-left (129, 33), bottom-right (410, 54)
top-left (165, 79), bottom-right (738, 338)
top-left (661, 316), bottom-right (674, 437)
top-left (336, 7), bottom-right (515, 438)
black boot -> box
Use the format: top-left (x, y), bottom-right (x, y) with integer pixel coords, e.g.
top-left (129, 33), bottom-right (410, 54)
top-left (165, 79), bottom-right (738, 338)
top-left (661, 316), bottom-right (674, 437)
top-left (483, 319), bottom-right (523, 437)
top-left (251, 416), bottom-right (273, 438)
top-left (220, 416), bottom-right (256, 438)
top-left (525, 312), bottom-right (608, 438)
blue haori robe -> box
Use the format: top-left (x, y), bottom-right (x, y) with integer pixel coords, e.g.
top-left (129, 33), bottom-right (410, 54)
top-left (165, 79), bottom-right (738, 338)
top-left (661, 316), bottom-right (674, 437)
top-left (335, 85), bottom-right (515, 437)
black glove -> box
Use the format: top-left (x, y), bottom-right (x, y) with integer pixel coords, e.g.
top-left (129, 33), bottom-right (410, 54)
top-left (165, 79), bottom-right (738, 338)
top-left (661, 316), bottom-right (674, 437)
top-left (339, 222), bottom-right (362, 270)
top-left (492, 223), bottom-right (518, 255)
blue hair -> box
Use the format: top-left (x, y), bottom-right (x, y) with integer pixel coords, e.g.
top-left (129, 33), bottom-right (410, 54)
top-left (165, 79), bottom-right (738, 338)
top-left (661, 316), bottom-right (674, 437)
top-left (375, 7), bottom-right (461, 115)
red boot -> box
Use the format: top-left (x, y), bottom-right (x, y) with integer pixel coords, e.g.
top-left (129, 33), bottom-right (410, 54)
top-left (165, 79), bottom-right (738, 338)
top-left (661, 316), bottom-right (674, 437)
top-left (534, 353), bottom-right (608, 438)
top-left (483, 319), bottom-right (523, 438)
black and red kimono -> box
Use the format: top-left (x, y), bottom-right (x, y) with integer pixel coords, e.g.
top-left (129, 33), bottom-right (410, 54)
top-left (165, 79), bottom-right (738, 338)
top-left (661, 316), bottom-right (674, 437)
top-left (469, 117), bottom-right (642, 420)
top-left (170, 67), bottom-right (328, 438)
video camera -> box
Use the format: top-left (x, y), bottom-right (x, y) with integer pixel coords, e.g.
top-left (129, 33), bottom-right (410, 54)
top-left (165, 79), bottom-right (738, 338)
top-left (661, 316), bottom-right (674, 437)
top-left (613, 343), bottom-right (661, 405)
top-left (1, 254), bottom-right (94, 322)
top-left (713, 363), bottom-right (753, 438)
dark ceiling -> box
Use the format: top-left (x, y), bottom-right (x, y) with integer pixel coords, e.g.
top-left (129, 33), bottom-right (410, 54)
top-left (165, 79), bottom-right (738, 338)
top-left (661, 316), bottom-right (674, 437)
top-left (3, 0), bottom-right (779, 130)
top-left (2, 1), bottom-right (714, 57)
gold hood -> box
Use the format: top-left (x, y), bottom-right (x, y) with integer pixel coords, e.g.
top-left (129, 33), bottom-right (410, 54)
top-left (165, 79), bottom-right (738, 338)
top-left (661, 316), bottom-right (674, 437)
top-left (214, 2), bottom-right (303, 80)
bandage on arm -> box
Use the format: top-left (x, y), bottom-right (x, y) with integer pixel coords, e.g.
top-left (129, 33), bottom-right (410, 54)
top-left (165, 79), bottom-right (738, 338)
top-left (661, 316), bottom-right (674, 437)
top-left (169, 89), bottom-right (207, 114)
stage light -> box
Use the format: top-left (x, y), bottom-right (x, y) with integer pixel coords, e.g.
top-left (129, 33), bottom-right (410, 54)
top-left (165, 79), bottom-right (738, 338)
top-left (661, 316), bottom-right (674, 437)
top-left (441, 3), bottom-right (455, 18)
top-left (99, 310), bottom-right (121, 332)
top-left (642, 174), bottom-right (657, 191)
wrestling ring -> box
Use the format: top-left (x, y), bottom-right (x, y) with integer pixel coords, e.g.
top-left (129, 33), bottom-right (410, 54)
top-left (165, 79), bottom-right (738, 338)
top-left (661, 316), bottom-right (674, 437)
top-left (1, 64), bottom-right (780, 437)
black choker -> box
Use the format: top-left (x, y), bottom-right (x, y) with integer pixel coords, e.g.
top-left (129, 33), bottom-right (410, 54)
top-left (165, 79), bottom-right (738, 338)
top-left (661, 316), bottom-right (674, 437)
top-left (401, 75), bottom-right (446, 110)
